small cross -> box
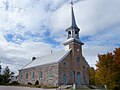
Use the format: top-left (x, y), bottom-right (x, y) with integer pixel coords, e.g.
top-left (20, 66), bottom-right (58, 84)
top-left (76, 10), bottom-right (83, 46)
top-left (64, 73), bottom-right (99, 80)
top-left (70, 0), bottom-right (74, 5)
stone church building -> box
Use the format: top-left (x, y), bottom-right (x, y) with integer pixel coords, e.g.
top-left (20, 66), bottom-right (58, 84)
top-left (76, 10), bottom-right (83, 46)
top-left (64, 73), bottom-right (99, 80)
top-left (18, 2), bottom-right (90, 86)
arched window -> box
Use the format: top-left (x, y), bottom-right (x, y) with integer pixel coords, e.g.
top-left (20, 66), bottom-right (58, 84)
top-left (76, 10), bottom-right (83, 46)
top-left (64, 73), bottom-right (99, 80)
top-left (68, 31), bottom-right (71, 35)
top-left (20, 73), bottom-right (22, 79)
top-left (63, 74), bottom-right (67, 85)
top-left (76, 72), bottom-right (81, 85)
top-left (31, 72), bottom-right (34, 80)
top-left (49, 68), bottom-right (53, 79)
top-left (39, 71), bottom-right (42, 80)
top-left (26, 72), bottom-right (28, 79)
top-left (75, 31), bottom-right (78, 38)
top-left (68, 31), bottom-right (71, 38)
top-left (76, 57), bottom-right (80, 63)
top-left (75, 31), bottom-right (78, 34)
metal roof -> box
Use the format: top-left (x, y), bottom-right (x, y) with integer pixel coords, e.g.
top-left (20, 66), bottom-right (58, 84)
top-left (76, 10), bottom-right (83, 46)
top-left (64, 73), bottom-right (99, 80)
top-left (22, 49), bottom-right (71, 69)
top-left (71, 5), bottom-right (78, 29)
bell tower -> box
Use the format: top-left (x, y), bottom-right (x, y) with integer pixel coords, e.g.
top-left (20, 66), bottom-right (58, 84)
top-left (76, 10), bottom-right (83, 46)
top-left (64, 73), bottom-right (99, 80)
top-left (67, 1), bottom-right (79, 40)
top-left (63, 1), bottom-right (84, 52)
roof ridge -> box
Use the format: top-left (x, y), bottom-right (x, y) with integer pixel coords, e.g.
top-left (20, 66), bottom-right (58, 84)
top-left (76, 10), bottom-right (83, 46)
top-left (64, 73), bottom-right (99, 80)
top-left (21, 49), bottom-right (71, 69)
top-left (37, 49), bottom-right (66, 59)
top-left (21, 60), bottom-right (33, 69)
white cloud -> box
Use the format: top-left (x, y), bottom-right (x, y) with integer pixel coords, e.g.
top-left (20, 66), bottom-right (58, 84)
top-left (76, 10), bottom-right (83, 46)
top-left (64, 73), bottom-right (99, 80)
top-left (49, 0), bottom-right (120, 36)
top-left (0, 36), bottom-right (58, 74)
top-left (0, 35), bottom-right (8, 47)
top-left (49, 3), bottom-right (70, 31)
top-left (83, 45), bottom-right (116, 68)
top-left (0, 0), bottom-right (120, 74)
top-left (79, 0), bottom-right (120, 36)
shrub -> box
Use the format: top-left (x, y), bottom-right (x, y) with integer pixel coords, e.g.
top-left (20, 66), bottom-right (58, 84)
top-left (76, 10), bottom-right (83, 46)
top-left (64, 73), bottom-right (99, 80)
top-left (35, 80), bottom-right (39, 85)
top-left (36, 85), bottom-right (41, 88)
top-left (27, 82), bottom-right (32, 86)
top-left (7, 81), bottom-right (20, 86)
top-left (41, 85), bottom-right (58, 89)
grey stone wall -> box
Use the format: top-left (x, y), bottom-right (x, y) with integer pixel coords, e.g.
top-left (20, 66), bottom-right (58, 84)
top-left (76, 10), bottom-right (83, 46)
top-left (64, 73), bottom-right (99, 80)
top-left (18, 63), bottom-right (59, 86)
top-left (58, 42), bottom-right (90, 85)
top-left (69, 42), bottom-right (90, 85)
top-left (58, 51), bottom-right (74, 85)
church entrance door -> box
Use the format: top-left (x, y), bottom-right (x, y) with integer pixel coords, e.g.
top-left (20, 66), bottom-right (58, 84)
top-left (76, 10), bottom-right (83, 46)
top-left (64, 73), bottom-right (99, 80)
top-left (63, 74), bottom-right (67, 85)
top-left (76, 72), bottom-right (81, 85)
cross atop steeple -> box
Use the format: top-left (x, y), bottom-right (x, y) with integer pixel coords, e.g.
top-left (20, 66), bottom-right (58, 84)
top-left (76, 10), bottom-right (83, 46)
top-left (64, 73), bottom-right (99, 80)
top-left (70, 1), bottom-right (79, 30)
top-left (70, 0), bottom-right (74, 5)
top-left (63, 0), bottom-right (84, 49)
top-left (65, 0), bottom-right (80, 40)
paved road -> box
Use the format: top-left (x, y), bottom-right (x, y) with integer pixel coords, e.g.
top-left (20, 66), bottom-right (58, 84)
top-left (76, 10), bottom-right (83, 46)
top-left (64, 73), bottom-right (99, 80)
top-left (0, 86), bottom-right (56, 90)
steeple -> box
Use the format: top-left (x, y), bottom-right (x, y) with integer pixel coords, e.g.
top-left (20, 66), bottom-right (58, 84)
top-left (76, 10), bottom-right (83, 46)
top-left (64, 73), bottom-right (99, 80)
top-left (65, 0), bottom-right (80, 40)
top-left (70, 1), bottom-right (79, 29)
top-left (63, 0), bottom-right (84, 50)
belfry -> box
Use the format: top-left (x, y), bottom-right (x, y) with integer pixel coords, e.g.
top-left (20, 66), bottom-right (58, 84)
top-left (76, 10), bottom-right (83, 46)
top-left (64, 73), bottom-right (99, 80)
top-left (63, 1), bottom-right (84, 51)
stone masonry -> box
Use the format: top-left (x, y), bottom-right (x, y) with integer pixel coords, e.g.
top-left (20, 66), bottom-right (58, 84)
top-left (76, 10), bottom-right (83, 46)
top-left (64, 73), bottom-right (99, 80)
top-left (58, 42), bottom-right (89, 85)
top-left (18, 63), bottom-right (59, 86)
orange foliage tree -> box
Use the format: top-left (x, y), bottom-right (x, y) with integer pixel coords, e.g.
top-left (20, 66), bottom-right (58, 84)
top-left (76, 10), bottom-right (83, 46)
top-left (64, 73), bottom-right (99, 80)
top-left (95, 47), bottom-right (120, 89)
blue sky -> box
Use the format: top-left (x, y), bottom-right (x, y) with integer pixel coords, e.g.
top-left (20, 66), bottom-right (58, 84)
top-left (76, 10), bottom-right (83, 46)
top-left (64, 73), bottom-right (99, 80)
top-left (0, 0), bottom-right (120, 74)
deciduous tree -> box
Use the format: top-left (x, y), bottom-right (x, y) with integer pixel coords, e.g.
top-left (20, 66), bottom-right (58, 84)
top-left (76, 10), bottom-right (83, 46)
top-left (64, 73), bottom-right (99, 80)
top-left (89, 67), bottom-right (95, 85)
top-left (96, 47), bottom-right (120, 89)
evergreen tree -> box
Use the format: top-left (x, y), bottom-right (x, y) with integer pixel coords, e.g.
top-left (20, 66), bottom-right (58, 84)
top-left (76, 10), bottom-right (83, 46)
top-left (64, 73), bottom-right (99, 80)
top-left (0, 66), bottom-right (14, 85)
top-left (2, 66), bottom-right (11, 84)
